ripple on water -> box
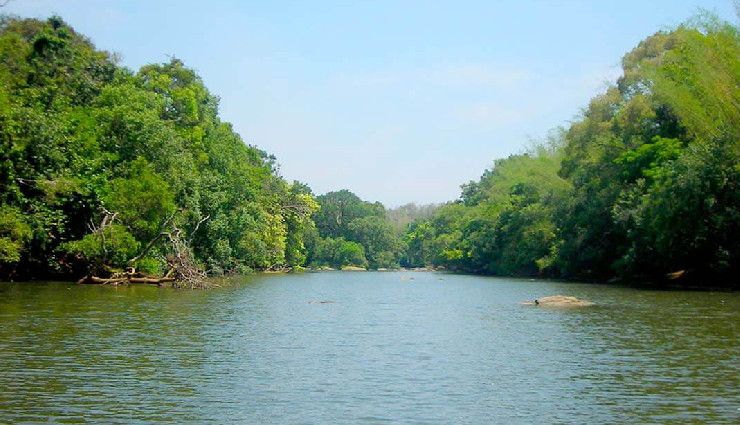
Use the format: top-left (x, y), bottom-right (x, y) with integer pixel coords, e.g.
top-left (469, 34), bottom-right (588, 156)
top-left (0, 275), bottom-right (738, 424)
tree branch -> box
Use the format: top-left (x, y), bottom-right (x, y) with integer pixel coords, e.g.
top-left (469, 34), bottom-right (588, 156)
top-left (128, 209), bottom-right (179, 265)
top-left (188, 214), bottom-right (210, 242)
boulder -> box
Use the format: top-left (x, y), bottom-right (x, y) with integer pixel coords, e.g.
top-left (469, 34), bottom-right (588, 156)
top-left (520, 295), bottom-right (594, 307)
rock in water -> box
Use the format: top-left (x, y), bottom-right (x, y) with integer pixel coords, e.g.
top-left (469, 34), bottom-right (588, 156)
top-left (520, 295), bottom-right (594, 307)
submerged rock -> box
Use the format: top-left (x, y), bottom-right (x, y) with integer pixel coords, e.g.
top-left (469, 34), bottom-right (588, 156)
top-left (520, 295), bottom-right (594, 307)
top-left (341, 266), bottom-right (366, 271)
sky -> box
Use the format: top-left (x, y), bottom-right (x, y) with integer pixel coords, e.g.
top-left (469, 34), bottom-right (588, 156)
top-left (3, 0), bottom-right (738, 206)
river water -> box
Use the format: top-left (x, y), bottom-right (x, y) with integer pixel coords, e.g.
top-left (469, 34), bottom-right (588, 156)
top-left (0, 271), bottom-right (737, 424)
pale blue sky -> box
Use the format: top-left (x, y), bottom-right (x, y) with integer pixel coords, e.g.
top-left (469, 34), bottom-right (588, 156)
top-left (3, 0), bottom-right (737, 206)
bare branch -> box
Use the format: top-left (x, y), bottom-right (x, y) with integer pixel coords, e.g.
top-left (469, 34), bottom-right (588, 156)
top-left (96, 209), bottom-right (118, 263)
top-left (282, 204), bottom-right (313, 216)
top-left (128, 209), bottom-right (179, 265)
top-left (188, 214), bottom-right (210, 242)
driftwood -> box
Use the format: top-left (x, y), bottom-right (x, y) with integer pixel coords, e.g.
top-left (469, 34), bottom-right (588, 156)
top-left (78, 272), bottom-right (176, 286)
top-left (130, 277), bottom-right (176, 284)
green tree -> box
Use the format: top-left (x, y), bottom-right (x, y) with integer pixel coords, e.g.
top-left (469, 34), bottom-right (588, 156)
top-left (0, 206), bottom-right (31, 264)
top-left (103, 157), bottom-right (176, 242)
top-left (347, 215), bottom-right (400, 269)
top-left (0, 16), bottom-right (319, 279)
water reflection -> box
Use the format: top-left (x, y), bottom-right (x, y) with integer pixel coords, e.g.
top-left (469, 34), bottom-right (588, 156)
top-left (0, 274), bottom-right (737, 424)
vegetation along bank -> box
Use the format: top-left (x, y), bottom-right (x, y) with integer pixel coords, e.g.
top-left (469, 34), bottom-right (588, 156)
top-left (1, 14), bottom-right (737, 288)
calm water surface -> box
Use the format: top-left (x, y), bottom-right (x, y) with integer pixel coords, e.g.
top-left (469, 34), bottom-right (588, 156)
top-left (0, 271), bottom-right (738, 424)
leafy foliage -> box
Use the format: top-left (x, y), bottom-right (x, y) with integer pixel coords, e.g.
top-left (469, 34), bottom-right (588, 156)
top-left (0, 206), bottom-right (31, 263)
top-left (0, 16), bottom-right (319, 279)
top-left (401, 148), bottom-right (570, 274)
top-left (399, 15), bottom-right (739, 287)
top-left (308, 190), bottom-right (400, 269)
top-left (1, 13), bottom-right (737, 288)
top-left (60, 223), bottom-right (140, 269)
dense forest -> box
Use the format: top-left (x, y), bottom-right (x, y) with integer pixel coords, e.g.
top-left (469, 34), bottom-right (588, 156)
top-left (0, 15), bottom-right (319, 284)
top-left (1, 14), bottom-right (738, 288)
top-left (402, 13), bottom-right (740, 288)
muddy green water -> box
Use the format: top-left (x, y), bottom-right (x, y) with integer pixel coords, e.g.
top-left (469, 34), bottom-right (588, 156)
top-left (0, 271), bottom-right (738, 424)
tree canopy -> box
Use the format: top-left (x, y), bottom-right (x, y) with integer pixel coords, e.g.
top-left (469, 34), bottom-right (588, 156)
top-left (1, 13), bottom-right (737, 288)
top-left (307, 189), bottom-right (400, 269)
top-left (0, 15), bottom-right (316, 280)
top-left (398, 15), bottom-right (739, 288)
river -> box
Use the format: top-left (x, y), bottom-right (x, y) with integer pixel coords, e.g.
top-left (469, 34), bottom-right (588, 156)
top-left (0, 271), bottom-right (737, 424)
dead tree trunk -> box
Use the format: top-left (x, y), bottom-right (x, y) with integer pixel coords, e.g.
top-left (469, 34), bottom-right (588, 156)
top-left (77, 209), bottom-right (118, 284)
top-left (163, 228), bottom-right (210, 289)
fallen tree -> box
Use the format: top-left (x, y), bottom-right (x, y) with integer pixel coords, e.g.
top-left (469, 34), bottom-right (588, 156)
top-left (78, 272), bottom-right (176, 286)
top-left (76, 209), bottom-right (212, 289)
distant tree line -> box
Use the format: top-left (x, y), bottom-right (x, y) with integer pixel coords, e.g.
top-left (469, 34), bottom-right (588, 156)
top-left (305, 190), bottom-right (400, 269)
